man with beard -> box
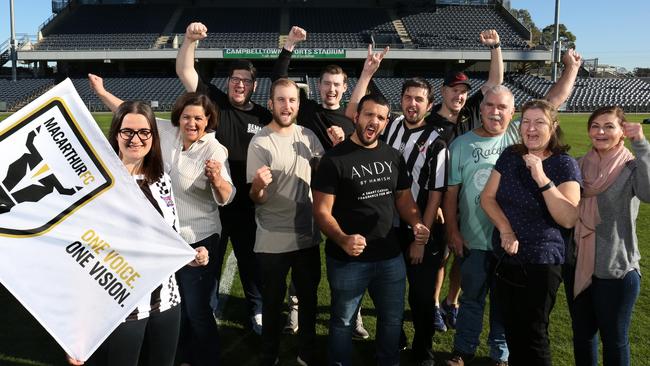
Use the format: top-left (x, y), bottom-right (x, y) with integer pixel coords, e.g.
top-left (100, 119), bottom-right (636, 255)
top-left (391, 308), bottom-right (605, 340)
top-left (347, 48), bottom-right (449, 366)
top-left (312, 94), bottom-right (430, 366)
top-left (271, 25), bottom-right (368, 339)
top-left (247, 79), bottom-right (323, 366)
top-left (176, 22), bottom-right (270, 334)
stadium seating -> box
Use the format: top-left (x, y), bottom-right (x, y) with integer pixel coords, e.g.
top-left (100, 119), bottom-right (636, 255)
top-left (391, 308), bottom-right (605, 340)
top-left (0, 78), bottom-right (55, 111)
top-left (400, 5), bottom-right (529, 50)
top-left (508, 74), bottom-right (650, 112)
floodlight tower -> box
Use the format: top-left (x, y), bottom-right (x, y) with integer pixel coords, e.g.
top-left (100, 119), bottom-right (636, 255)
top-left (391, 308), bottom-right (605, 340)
top-left (9, 0), bottom-right (17, 82)
top-left (551, 0), bottom-right (560, 82)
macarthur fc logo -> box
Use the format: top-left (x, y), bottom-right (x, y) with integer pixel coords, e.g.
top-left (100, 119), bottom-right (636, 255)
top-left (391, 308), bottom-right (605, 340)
top-left (0, 99), bottom-right (112, 237)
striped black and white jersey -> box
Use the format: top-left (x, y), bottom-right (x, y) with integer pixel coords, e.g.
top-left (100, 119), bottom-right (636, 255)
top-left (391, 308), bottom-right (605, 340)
top-left (126, 172), bottom-right (181, 321)
top-left (383, 115), bottom-right (448, 214)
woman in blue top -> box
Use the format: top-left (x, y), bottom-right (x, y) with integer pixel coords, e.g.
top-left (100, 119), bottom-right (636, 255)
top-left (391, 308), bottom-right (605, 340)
top-left (481, 99), bottom-right (581, 366)
top-left (565, 106), bottom-right (649, 366)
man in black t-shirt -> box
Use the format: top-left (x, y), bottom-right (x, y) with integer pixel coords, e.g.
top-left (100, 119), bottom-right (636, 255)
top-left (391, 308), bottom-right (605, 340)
top-left (176, 22), bottom-right (271, 335)
top-left (312, 94), bottom-right (430, 366)
top-left (271, 26), bottom-right (354, 150)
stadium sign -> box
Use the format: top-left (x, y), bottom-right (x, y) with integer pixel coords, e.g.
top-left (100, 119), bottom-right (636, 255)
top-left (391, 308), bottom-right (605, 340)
top-left (224, 48), bottom-right (346, 59)
top-left (0, 79), bottom-right (196, 361)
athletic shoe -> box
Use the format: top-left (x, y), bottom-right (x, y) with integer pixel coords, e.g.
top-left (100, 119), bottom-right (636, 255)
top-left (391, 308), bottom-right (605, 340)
top-left (283, 307), bottom-right (299, 335)
top-left (352, 311), bottom-right (369, 339)
top-left (441, 301), bottom-right (459, 329)
top-left (251, 313), bottom-right (263, 336)
top-left (433, 306), bottom-right (447, 332)
top-left (445, 351), bottom-right (474, 366)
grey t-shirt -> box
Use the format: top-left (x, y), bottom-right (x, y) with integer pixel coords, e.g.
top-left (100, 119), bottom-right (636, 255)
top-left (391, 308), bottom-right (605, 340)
top-left (246, 124), bottom-right (324, 253)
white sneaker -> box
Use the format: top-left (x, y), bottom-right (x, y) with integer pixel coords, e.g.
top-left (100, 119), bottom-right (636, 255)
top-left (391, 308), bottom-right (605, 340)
top-left (352, 310), bottom-right (369, 340)
top-left (251, 313), bottom-right (263, 335)
top-left (283, 307), bottom-right (299, 334)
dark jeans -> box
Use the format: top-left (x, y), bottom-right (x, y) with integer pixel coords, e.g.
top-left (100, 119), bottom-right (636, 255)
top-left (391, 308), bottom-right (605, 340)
top-left (563, 265), bottom-right (640, 366)
top-left (257, 245), bottom-right (321, 365)
top-left (398, 227), bottom-right (443, 361)
top-left (327, 254), bottom-right (406, 366)
top-left (87, 305), bottom-right (180, 366)
top-left (494, 262), bottom-right (561, 366)
top-left (216, 208), bottom-right (263, 317)
top-left (176, 233), bottom-right (221, 366)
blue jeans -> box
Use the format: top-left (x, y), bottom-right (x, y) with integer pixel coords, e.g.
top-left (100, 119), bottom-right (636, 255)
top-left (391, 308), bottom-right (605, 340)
top-left (564, 266), bottom-right (640, 366)
top-left (454, 249), bottom-right (508, 362)
top-left (327, 255), bottom-right (406, 366)
top-left (176, 233), bottom-right (221, 366)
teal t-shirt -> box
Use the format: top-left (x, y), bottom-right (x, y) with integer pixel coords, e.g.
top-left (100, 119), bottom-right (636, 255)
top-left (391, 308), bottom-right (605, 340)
top-left (448, 121), bottom-right (520, 250)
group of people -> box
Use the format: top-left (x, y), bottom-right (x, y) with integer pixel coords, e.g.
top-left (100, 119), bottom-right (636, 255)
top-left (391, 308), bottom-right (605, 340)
top-left (64, 22), bottom-right (648, 366)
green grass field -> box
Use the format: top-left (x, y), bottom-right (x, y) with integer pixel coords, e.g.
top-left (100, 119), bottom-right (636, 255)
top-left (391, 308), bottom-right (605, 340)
top-left (0, 112), bottom-right (649, 365)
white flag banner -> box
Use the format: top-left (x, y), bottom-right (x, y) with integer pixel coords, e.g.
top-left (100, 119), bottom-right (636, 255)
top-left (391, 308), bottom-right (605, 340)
top-left (0, 79), bottom-right (196, 361)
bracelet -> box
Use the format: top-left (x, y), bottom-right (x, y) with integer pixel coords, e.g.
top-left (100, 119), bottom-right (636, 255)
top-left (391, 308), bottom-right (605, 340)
top-left (539, 180), bottom-right (555, 192)
top-left (488, 42), bottom-right (501, 49)
top-left (500, 231), bottom-right (514, 236)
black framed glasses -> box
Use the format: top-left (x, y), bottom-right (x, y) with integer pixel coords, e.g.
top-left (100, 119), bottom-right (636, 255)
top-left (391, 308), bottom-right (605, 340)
top-left (229, 76), bottom-right (254, 86)
top-left (494, 252), bottom-right (527, 288)
top-left (119, 128), bottom-right (152, 141)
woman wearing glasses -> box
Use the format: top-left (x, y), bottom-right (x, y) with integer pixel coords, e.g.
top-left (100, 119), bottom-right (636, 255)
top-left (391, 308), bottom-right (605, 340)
top-left (88, 75), bottom-right (235, 366)
top-left (480, 99), bottom-right (581, 365)
top-left (565, 106), bottom-right (649, 366)
top-left (67, 101), bottom-right (210, 366)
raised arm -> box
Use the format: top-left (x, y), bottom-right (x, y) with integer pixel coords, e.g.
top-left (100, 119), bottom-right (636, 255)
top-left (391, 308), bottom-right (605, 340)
top-left (271, 26), bottom-right (307, 82)
top-left (344, 44), bottom-right (389, 120)
top-left (544, 48), bottom-right (582, 109)
top-left (176, 22), bottom-right (208, 92)
top-left (479, 29), bottom-right (503, 93)
top-left (88, 73), bottom-right (124, 112)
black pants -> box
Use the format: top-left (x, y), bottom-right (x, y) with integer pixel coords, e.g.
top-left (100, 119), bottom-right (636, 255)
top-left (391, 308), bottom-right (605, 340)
top-left (494, 262), bottom-right (562, 366)
top-left (217, 208), bottom-right (263, 317)
top-left (176, 233), bottom-right (221, 366)
top-left (398, 226), bottom-right (444, 361)
top-left (256, 245), bottom-right (321, 365)
top-left (87, 305), bottom-right (180, 366)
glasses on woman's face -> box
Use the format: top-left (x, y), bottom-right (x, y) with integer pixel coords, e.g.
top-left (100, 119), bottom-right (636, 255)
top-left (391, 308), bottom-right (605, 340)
top-left (119, 128), bottom-right (152, 141)
top-left (229, 76), bottom-right (254, 86)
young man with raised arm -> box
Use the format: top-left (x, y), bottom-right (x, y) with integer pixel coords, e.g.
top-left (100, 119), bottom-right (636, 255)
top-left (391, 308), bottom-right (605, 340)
top-left (176, 22), bottom-right (270, 334)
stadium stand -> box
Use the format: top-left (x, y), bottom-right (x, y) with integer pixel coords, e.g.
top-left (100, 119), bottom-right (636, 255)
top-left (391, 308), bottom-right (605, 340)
top-left (36, 4), bottom-right (175, 50)
top-left (0, 78), bottom-right (55, 111)
top-left (3, 1), bottom-right (646, 114)
top-left (288, 8), bottom-right (398, 49)
top-left (173, 7), bottom-right (280, 49)
top-left (400, 5), bottom-right (529, 49)
top-left (508, 74), bottom-right (650, 112)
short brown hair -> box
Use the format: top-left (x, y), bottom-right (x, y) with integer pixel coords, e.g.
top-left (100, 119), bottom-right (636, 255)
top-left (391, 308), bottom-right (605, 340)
top-left (108, 100), bottom-right (163, 184)
top-left (270, 78), bottom-right (299, 100)
top-left (171, 92), bottom-right (218, 131)
top-left (513, 99), bottom-right (570, 155)
top-left (320, 65), bottom-right (348, 84)
top-left (587, 106), bottom-right (627, 129)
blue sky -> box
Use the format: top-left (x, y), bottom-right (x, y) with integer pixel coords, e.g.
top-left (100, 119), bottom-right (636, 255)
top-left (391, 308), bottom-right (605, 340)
top-left (1, 1), bottom-right (649, 71)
